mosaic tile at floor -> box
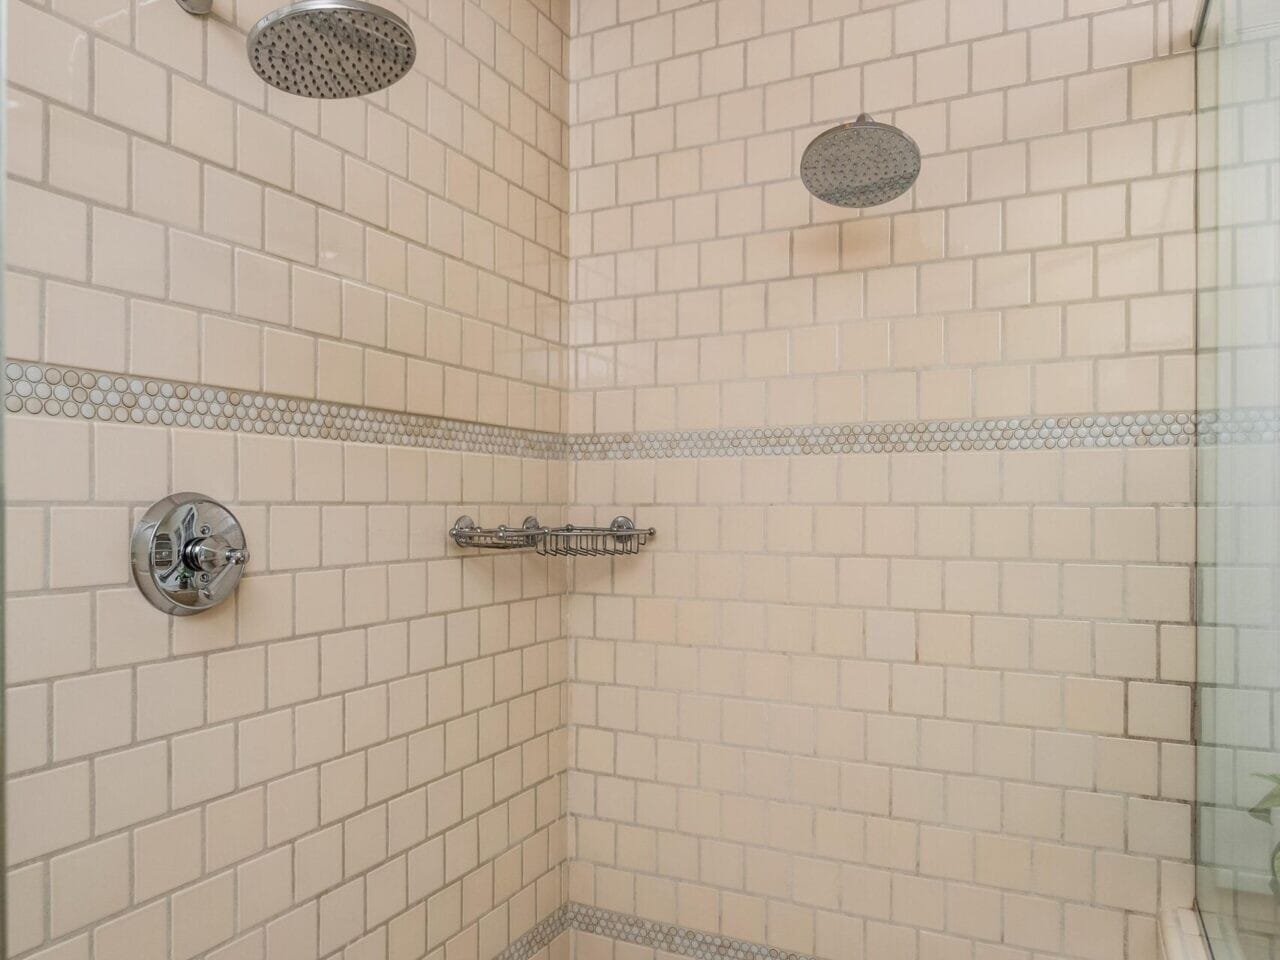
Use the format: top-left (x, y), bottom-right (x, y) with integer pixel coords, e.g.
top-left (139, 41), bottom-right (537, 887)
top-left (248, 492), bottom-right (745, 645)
top-left (493, 905), bottom-right (574, 960)
top-left (494, 903), bottom-right (819, 960)
top-left (569, 903), bottom-right (820, 960)
top-left (9, 358), bottom-right (1280, 461)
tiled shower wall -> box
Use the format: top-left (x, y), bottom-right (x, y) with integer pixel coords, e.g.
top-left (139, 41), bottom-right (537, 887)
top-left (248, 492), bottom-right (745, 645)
top-left (3, 1), bottom-right (1211, 960)
top-left (565, 1), bottom-right (1201, 959)
top-left (3, 3), bottom-right (574, 960)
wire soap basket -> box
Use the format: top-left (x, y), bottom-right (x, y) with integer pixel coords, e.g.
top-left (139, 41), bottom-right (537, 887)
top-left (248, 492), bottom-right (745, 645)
top-left (450, 515), bottom-right (655, 558)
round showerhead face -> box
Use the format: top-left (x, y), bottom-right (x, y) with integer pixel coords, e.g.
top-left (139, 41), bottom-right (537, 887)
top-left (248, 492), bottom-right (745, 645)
top-left (248, 0), bottom-right (417, 99)
top-left (801, 114), bottom-right (922, 208)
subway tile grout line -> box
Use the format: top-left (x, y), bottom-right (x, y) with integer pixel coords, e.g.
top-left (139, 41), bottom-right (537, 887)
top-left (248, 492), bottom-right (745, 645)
top-left (13, 358), bottom-right (1278, 461)
top-left (497, 902), bottom-right (823, 960)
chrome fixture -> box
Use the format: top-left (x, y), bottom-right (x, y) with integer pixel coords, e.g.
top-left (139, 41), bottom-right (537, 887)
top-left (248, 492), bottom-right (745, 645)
top-left (172, 0), bottom-right (416, 99)
top-left (450, 516), bottom-right (656, 557)
top-left (247, 0), bottom-right (417, 98)
top-left (131, 493), bottom-right (250, 615)
top-left (800, 113), bottom-right (922, 208)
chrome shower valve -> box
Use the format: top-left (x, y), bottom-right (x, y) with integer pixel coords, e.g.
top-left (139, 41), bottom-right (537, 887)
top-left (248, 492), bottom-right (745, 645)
top-left (131, 493), bottom-right (250, 615)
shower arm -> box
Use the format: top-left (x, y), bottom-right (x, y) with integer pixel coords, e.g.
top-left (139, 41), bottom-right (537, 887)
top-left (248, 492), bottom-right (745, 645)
top-left (174, 0), bottom-right (213, 13)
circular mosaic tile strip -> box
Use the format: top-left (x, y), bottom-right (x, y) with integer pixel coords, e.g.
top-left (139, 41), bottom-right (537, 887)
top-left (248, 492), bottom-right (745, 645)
top-left (557, 903), bottom-right (818, 960)
top-left (7, 361), bottom-right (1252, 463)
top-left (567, 412), bottom-right (1203, 460)
top-left (493, 902), bottom-right (820, 960)
top-left (3, 362), bottom-right (566, 460)
top-left (494, 904), bottom-right (573, 960)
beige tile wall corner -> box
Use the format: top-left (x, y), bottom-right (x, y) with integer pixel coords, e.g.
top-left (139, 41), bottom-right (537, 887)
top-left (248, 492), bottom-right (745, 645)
top-left (564, 1), bottom-right (1201, 959)
top-left (4, 0), bottom-right (578, 959)
top-left (4, 1), bottom-right (1207, 960)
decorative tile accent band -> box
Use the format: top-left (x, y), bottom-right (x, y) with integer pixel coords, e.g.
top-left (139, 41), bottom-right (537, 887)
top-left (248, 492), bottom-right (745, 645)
top-left (495, 903), bottom-right (820, 960)
top-left (568, 902), bottom-right (819, 960)
top-left (8, 359), bottom-right (1279, 460)
top-left (3, 361), bottom-right (566, 460)
top-left (566, 412), bottom-right (1200, 460)
top-left (1196, 408), bottom-right (1280, 445)
top-left (494, 904), bottom-right (574, 960)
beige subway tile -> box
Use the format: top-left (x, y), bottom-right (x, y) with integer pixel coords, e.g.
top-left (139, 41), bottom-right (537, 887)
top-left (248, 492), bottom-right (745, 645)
top-left (52, 668), bottom-right (132, 760)
top-left (1132, 53), bottom-right (1194, 118)
top-left (94, 40), bottom-right (167, 138)
top-left (134, 810), bottom-right (203, 901)
top-left (94, 902), bottom-right (168, 960)
top-left (136, 0), bottom-right (203, 72)
top-left (8, 590), bottom-right (92, 683)
top-left (6, 88), bottom-right (44, 183)
top-left (8, 182), bottom-right (88, 280)
top-left (49, 835), bottom-right (130, 936)
top-left (1067, 67), bottom-right (1128, 130)
top-left (49, 107), bottom-right (127, 206)
top-left (171, 872), bottom-right (236, 959)
top-left (10, 2), bottom-right (91, 108)
top-left (8, 763), bottom-right (91, 863)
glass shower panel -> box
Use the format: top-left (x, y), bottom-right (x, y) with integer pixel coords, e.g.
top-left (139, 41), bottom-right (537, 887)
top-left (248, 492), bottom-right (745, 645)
top-left (1, 0), bottom-right (8, 937)
top-left (1196, 1), bottom-right (1280, 957)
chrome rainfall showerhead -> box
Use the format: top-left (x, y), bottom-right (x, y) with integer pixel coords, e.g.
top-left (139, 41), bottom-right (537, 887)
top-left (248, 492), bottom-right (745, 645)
top-left (247, 0), bottom-right (416, 99)
top-left (800, 114), bottom-right (922, 208)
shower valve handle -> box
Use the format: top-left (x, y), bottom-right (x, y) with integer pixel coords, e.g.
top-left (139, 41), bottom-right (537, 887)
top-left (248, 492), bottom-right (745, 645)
top-left (184, 535), bottom-right (250, 573)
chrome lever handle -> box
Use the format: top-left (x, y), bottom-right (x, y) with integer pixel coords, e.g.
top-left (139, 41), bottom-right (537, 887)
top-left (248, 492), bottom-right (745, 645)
top-left (184, 536), bottom-right (251, 572)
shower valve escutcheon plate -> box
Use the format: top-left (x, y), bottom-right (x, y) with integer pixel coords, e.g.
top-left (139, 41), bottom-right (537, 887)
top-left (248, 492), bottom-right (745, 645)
top-left (131, 493), bottom-right (250, 615)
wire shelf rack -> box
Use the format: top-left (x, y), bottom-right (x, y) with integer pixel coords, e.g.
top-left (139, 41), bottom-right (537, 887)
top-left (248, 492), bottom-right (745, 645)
top-left (450, 515), bottom-right (656, 557)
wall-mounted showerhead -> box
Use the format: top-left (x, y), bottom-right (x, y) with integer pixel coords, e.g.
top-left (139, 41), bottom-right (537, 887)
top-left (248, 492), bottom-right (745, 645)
top-left (174, 0), bottom-right (417, 99)
top-left (247, 0), bottom-right (417, 98)
top-left (800, 114), bottom-right (922, 208)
